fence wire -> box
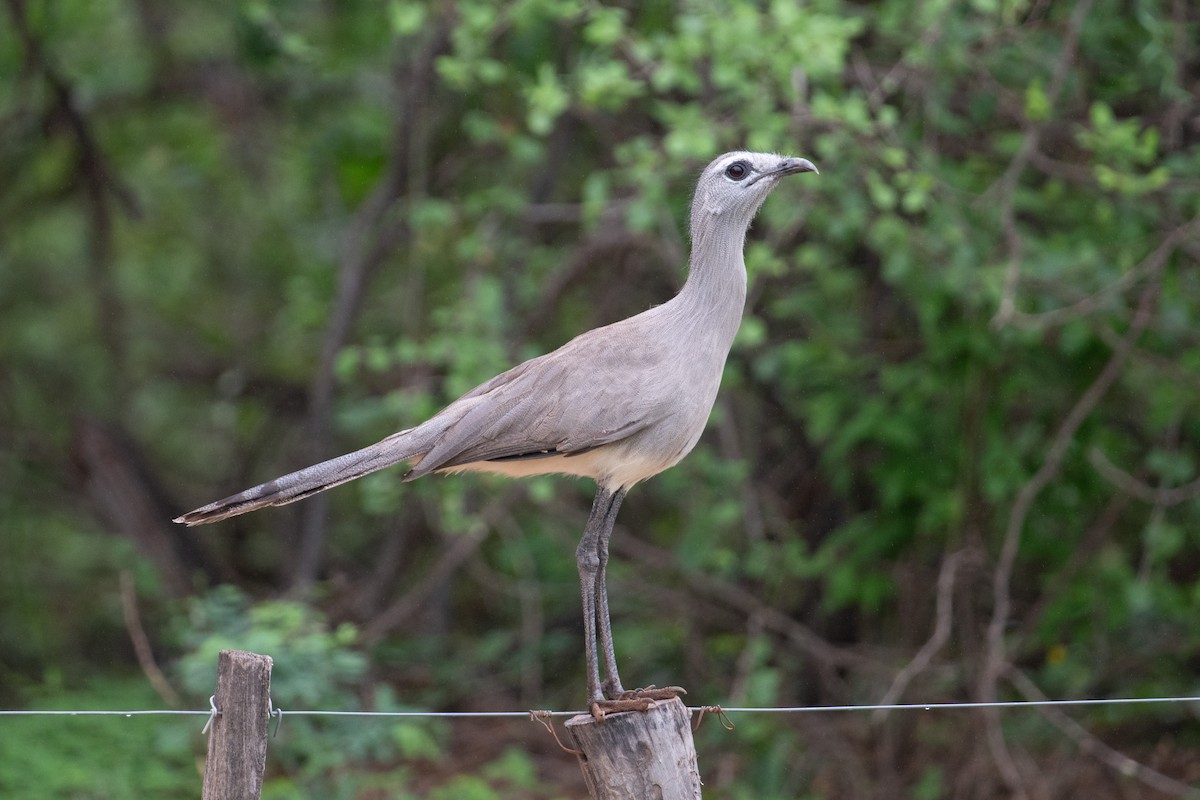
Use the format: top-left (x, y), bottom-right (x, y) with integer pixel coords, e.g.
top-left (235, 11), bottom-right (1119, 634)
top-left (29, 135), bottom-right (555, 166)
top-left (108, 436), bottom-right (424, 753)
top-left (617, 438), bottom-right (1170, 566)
top-left (2, 694), bottom-right (1198, 721)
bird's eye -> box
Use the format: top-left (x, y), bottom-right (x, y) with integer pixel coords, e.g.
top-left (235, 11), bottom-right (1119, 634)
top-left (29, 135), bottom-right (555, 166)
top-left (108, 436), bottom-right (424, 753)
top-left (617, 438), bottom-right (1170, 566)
top-left (724, 161), bottom-right (749, 181)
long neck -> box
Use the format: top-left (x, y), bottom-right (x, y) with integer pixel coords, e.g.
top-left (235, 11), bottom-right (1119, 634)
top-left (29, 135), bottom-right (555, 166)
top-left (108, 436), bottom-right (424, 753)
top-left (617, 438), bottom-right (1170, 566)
top-left (666, 211), bottom-right (750, 350)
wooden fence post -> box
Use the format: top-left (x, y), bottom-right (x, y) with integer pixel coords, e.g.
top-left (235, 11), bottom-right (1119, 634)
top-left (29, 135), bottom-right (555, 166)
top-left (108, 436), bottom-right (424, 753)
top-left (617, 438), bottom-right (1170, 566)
top-left (565, 698), bottom-right (702, 799)
top-left (202, 649), bottom-right (273, 800)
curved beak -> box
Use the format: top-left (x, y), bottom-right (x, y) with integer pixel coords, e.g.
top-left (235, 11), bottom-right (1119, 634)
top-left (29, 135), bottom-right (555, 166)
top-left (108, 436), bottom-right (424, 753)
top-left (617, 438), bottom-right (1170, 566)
top-left (776, 157), bottom-right (818, 176)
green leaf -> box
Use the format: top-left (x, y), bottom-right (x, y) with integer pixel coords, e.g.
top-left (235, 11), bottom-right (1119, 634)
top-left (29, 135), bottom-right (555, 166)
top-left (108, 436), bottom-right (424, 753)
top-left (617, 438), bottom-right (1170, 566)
top-left (1025, 78), bottom-right (1050, 122)
top-left (388, 0), bottom-right (428, 36)
top-left (526, 63), bottom-right (570, 135)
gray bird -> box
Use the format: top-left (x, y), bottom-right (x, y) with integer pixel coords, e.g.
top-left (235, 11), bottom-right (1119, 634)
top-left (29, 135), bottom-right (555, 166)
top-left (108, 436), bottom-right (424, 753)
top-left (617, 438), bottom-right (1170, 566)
top-left (176, 150), bottom-right (817, 711)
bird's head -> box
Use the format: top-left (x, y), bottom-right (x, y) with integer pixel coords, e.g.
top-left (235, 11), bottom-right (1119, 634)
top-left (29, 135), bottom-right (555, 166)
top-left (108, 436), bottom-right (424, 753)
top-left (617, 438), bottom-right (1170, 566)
top-left (690, 151), bottom-right (818, 238)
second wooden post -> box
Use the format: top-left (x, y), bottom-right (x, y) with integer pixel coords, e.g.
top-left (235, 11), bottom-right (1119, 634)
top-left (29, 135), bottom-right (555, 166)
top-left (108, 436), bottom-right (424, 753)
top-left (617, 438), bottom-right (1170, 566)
top-left (202, 649), bottom-right (274, 800)
top-left (566, 698), bottom-right (702, 799)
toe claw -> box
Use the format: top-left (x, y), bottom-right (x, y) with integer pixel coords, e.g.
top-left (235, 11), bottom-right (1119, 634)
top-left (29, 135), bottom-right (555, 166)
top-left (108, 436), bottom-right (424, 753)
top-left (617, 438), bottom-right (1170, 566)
top-left (587, 685), bottom-right (688, 720)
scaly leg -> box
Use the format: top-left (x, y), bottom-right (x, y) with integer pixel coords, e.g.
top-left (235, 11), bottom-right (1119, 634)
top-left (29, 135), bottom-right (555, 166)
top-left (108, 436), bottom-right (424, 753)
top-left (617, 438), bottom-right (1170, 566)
top-left (594, 487), bottom-right (626, 699)
top-left (578, 485), bottom-right (687, 719)
top-left (576, 486), bottom-right (624, 705)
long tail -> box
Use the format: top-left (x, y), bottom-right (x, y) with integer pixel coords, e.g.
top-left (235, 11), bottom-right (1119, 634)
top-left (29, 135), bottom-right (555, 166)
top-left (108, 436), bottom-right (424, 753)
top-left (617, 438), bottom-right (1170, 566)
top-left (173, 430), bottom-right (421, 526)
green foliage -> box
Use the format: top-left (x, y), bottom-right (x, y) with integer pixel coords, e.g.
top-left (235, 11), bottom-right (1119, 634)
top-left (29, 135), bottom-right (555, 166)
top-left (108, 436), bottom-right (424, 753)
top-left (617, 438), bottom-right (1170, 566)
top-left (0, 678), bottom-right (198, 799)
top-left (2, 0), bottom-right (1199, 796)
top-left (175, 587), bottom-right (446, 795)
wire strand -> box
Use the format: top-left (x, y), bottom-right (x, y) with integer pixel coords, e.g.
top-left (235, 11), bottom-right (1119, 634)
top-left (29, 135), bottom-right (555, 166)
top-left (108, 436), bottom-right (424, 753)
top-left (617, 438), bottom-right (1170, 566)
top-left (1, 695), bottom-right (1196, 719)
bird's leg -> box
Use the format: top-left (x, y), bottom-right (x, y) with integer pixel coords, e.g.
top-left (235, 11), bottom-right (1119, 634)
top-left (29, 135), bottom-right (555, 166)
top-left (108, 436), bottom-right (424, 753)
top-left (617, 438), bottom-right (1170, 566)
top-left (594, 487), bottom-right (626, 700)
top-left (579, 485), bottom-right (684, 719)
top-left (577, 486), bottom-right (622, 706)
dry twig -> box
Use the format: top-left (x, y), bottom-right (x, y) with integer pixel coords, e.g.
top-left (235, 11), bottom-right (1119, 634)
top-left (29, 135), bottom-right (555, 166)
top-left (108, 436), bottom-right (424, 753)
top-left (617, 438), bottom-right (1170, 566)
top-left (873, 549), bottom-right (974, 721)
top-left (119, 571), bottom-right (182, 707)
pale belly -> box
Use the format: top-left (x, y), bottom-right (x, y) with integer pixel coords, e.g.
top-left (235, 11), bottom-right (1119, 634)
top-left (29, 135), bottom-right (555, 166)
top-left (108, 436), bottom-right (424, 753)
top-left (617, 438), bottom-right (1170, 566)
top-left (438, 435), bottom-right (695, 491)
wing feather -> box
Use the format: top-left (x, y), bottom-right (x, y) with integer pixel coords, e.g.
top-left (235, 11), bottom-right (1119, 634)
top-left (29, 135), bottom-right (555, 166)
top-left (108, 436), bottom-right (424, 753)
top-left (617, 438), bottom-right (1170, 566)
top-left (404, 319), bottom-right (673, 479)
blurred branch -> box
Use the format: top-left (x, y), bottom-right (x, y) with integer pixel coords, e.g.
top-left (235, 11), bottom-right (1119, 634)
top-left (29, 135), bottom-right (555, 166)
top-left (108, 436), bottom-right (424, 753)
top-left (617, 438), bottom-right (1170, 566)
top-left (1002, 215), bottom-right (1200, 329)
top-left (1014, 491), bottom-right (1129, 644)
top-left (1027, 149), bottom-right (1094, 184)
top-left (1162, 0), bottom-right (1193, 151)
top-left (5, 0), bottom-right (142, 405)
top-left (518, 231), bottom-right (678, 339)
top-left (1095, 326), bottom-right (1200, 393)
top-left (613, 532), bottom-right (881, 677)
top-left (291, 23), bottom-right (450, 590)
top-left (864, 0), bottom-right (948, 110)
top-left (1008, 669), bottom-right (1199, 797)
top-left (714, 401), bottom-right (767, 543)
top-left (361, 485), bottom-right (526, 643)
top-left (119, 571), bottom-right (182, 707)
top-left (990, 0), bottom-right (1094, 329)
top-left (1089, 447), bottom-right (1200, 508)
top-left (338, 516), bottom-right (416, 619)
top-left (362, 525), bottom-right (487, 644)
top-left (483, 508), bottom-right (548, 705)
top-left (979, 216), bottom-right (1176, 797)
top-left (2, 0), bottom-right (141, 218)
top-left (873, 548), bottom-right (976, 721)
top-left (73, 418), bottom-right (222, 595)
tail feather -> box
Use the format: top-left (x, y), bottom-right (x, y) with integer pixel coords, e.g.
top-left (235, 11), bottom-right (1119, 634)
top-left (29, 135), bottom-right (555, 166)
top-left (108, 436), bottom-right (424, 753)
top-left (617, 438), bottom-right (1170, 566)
top-left (173, 431), bottom-right (420, 526)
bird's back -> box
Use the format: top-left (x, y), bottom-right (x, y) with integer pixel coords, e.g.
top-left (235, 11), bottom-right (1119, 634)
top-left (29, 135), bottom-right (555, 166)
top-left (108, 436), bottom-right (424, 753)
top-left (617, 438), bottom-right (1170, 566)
top-left (404, 303), bottom-right (732, 489)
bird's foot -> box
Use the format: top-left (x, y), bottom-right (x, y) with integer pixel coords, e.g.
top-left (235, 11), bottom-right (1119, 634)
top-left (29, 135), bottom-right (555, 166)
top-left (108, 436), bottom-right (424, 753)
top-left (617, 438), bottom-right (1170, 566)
top-left (613, 684), bottom-right (687, 702)
top-left (588, 685), bottom-right (687, 722)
